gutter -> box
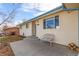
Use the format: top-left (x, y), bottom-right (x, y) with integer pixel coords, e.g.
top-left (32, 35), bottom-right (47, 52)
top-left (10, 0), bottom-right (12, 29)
top-left (29, 5), bottom-right (63, 21)
top-left (78, 10), bottom-right (79, 56)
top-left (78, 10), bottom-right (79, 47)
top-left (63, 8), bottom-right (79, 11)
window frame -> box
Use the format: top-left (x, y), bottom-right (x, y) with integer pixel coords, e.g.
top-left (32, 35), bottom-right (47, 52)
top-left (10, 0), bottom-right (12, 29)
top-left (43, 16), bottom-right (59, 29)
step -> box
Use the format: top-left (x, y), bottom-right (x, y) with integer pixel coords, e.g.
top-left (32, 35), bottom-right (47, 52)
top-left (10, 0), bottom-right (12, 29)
top-left (25, 36), bottom-right (39, 40)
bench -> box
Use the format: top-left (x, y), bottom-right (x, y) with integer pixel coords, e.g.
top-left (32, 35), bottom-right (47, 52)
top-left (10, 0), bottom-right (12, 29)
top-left (41, 33), bottom-right (55, 46)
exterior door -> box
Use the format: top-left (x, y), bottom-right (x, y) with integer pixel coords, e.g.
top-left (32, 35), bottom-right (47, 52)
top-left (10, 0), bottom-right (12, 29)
top-left (32, 21), bottom-right (36, 36)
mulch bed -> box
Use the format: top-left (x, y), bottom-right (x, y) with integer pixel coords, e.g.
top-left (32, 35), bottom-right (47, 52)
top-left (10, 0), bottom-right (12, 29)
top-left (0, 35), bottom-right (25, 56)
top-left (0, 43), bottom-right (14, 56)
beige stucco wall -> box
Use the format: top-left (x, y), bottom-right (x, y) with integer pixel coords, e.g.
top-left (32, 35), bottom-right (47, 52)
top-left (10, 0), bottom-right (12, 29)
top-left (19, 22), bottom-right (32, 36)
top-left (36, 10), bottom-right (78, 46)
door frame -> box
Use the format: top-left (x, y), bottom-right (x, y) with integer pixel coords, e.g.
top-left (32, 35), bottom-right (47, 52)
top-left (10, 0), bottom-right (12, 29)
top-left (32, 21), bottom-right (36, 36)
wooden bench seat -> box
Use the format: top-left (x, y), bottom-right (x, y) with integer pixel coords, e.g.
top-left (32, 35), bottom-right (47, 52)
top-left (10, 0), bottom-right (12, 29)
top-left (40, 34), bottom-right (55, 46)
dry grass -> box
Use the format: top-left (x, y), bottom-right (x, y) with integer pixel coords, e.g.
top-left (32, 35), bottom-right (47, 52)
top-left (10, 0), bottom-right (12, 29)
top-left (0, 35), bottom-right (25, 43)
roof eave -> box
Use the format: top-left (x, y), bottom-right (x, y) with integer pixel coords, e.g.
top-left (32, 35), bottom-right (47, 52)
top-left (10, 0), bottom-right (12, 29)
top-left (62, 3), bottom-right (79, 11)
top-left (29, 5), bottom-right (63, 21)
top-left (18, 5), bottom-right (63, 26)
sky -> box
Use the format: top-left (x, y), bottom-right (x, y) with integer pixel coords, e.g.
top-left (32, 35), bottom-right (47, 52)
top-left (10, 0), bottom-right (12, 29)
top-left (0, 3), bottom-right (61, 27)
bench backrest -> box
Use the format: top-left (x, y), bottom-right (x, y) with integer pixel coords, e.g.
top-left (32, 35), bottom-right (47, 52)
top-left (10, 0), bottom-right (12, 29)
top-left (41, 33), bottom-right (55, 42)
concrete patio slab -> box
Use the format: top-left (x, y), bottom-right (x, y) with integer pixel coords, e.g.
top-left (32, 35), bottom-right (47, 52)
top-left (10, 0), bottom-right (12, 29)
top-left (10, 39), bottom-right (78, 56)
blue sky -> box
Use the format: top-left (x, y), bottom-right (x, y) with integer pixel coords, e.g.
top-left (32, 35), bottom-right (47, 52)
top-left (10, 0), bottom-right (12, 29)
top-left (0, 3), bottom-right (61, 26)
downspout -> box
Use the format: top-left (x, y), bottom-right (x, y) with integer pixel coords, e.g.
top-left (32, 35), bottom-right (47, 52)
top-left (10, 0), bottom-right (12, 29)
top-left (78, 10), bottom-right (79, 46)
top-left (78, 10), bottom-right (79, 56)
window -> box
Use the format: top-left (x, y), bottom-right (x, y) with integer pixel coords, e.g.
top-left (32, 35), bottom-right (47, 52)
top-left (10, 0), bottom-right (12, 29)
top-left (44, 17), bottom-right (55, 28)
top-left (43, 16), bottom-right (59, 29)
top-left (26, 23), bottom-right (28, 28)
top-left (55, 16), bottom-right (59, 26)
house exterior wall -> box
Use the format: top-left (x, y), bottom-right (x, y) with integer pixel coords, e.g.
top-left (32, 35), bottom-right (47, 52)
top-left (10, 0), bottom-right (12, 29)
top-left (36, 10), bottom-right (78, 46)
top-left (4, 27), bottom-right (19, 35)
top-left (19, 22), bottom-right (32, 36)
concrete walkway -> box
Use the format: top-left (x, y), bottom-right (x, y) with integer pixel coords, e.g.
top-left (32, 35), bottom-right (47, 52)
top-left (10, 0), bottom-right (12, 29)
top-left (10, 39), bottom-right (78, 56)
